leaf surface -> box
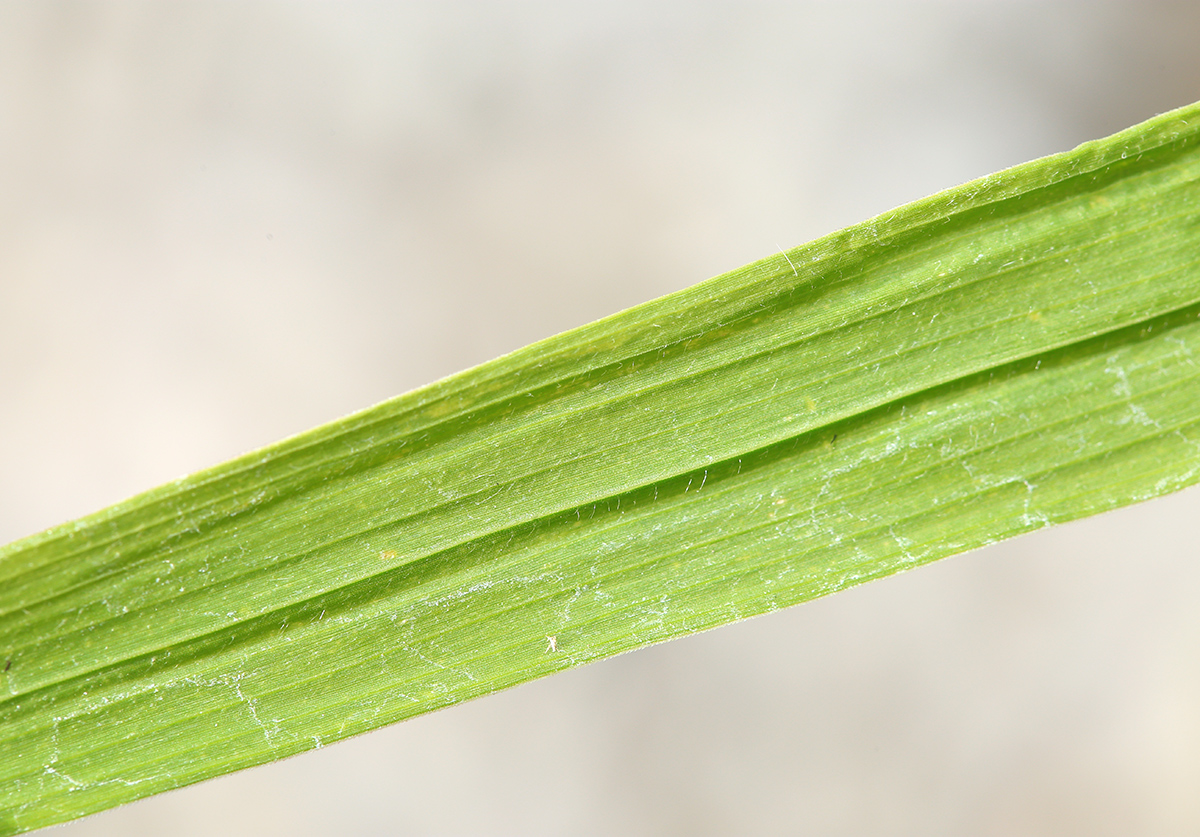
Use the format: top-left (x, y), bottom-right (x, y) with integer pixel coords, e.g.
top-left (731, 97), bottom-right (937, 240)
top-left (4, 101), bottom-right (1200, 834)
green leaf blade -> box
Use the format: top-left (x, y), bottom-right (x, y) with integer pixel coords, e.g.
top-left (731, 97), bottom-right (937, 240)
top-left (4, 101), bottom-right (1200, 834)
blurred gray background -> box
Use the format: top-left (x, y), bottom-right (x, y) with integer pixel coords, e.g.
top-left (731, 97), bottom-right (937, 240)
top-left (3, 2), bottom-right (1200, 834)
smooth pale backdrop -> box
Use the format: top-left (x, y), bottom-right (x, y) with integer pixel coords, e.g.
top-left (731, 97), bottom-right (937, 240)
top-left (3, 3), bottom-right (1200, 835)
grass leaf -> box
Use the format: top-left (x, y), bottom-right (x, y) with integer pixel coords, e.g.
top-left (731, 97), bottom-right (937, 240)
top-left (4, 101), bottom-right (1200, 834)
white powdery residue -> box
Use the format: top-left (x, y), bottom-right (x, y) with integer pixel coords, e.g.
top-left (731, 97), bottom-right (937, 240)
top-left (961, 464), bottom-right (1048, 529)
top-left (559, 585), bottom-right (585, 623)
top-left (326, 609), bottom-right (369, 627)
top-left (963, 458), bottom-right (1037, 497)
top-left (231, 676), bottom-right (273, 741)
top-left (888, 526), bottom-right (920, 563)
top-left (1164, 334), bottom-right (1198, 366)
top-left (1173, 428), bottom-right (1200, 454)
top-left (30, 686), bottom-right (184, 798)
top-left (634, 594), bottom-right (671, 638)
top-left (41, 718), bottom-right (85, 792)
top-left (587, 563), bottom-right (616, 608)
top-left (1105, 356), bottom-right (1133, 398)
top-left (1018, 479), bottom-right (1049, 530)
top-left (405, 643), bottom-right (478, 684)
top-left (1124, 403), bottom-right (1163, 429)
top-left (1154, 468), bottom-right (1197, 496)
top-left (43, 765), bottom-right (84, 791)
top-left (181, 670), bottom-right (283, 745)
top-left (75, 679), bottom-right (160, 715)
top-left (420, 574), bottom-right (543, 612)
top-left (108, 772), bottom-right (176, 788)
top-left (417, 580), bottom-right (503, 611)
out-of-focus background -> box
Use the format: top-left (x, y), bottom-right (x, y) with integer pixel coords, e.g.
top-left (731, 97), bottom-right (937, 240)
top-left (3, 2), bottom-right (1200, 834)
